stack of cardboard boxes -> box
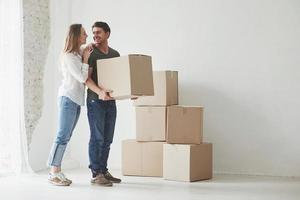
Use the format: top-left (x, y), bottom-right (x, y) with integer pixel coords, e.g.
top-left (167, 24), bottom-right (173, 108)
top-left (96, 54), bottom-right (213, 182)
top-left (122, 71), bottom-right (177, 177)
top-left (122, 70), bottom-right (213, 182)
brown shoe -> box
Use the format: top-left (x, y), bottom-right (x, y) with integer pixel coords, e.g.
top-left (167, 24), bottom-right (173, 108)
top-left (104, 171), bottom-right (121, 183)
top-left (91, 174), bottom-right (113, 187)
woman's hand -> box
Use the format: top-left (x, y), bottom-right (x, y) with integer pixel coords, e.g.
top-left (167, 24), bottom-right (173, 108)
top-left (82, 45), bottom-right (93, 64)
top-left (86, 42), bottom-right (95, 50)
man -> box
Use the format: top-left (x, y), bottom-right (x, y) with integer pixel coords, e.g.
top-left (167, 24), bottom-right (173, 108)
top-left (85, 21), bottom-right (121, 187)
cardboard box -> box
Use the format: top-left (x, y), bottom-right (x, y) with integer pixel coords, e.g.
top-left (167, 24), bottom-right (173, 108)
top-left (167, 105), bottom-right (203, 144)
top-left (133, 71), bottom-right (178, 106)
top-left (97, 54), bottom-right (154, 100)
top-left (136, 106), bottom-right (167, 141)
top-left (122, 139), bottom-right (164, 177)
top-left (163, 143), bottom-right (213, 182)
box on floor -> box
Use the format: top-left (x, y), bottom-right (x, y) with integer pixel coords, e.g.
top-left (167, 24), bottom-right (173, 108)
top-left (122, 139), bottom-right (165, 177)
top-left (163, 143), bottom-right (213, 182)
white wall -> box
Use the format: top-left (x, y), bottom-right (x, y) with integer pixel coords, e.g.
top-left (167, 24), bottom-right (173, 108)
top-left (35, 0), bottom-right (300, 177)
top-left (28, 0), bottom-right (80, 171)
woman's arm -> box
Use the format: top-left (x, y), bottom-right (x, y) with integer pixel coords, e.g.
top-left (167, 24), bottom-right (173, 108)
top-left (64, 53), bottom-right (89, 83)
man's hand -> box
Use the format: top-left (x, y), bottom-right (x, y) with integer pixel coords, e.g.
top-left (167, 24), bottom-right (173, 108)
top-left (131, 97), bottom-right (138, 100)
top-left (98, 89), bottom-right (114, 101)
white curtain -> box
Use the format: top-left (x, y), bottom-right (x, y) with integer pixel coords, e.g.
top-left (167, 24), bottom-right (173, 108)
top-left (0, 0), bottom-right (33, 176)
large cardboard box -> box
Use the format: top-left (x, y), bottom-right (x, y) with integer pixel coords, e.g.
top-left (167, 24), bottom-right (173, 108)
top-left (163, 143), bottom-right (213, 182)
top-left (97, 54), bottom-right (154, 100)
top-left (136, 106), bottom-right (167, 141)
top-left (122, 139), bottom-right (164, 177)
top-left (133, 71), bottom-right (178, 106)
top-left (167, 105), bottom-right (203, 144)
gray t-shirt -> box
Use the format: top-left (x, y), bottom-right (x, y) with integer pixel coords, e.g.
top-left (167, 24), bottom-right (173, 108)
top-left (87, 46), bottom-right (120, 100)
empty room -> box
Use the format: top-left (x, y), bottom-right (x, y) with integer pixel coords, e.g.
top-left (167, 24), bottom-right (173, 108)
top-left (0, 0), bottom-right (299, 199)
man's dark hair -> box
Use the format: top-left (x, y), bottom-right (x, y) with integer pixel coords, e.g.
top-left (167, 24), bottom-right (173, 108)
top-left (92, 21), bottom-right (111, 33)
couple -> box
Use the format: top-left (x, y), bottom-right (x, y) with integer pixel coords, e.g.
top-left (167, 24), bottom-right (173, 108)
top-left (47, 21), bottom-right (124, 187)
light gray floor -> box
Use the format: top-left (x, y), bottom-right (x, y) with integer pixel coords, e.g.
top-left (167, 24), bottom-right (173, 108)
top-left (0, 168), bottom-right (299, 200)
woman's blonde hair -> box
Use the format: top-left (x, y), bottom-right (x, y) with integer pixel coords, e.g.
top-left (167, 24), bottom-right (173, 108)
top-left (63, 24), bottom-right (82, 53)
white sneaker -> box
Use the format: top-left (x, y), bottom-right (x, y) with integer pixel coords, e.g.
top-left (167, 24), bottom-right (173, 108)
top-left (48, 172), bottom-right (72, 186)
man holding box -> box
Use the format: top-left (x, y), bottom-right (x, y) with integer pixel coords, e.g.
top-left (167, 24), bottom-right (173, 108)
top-left (85, 21), bottom-right (121, 187)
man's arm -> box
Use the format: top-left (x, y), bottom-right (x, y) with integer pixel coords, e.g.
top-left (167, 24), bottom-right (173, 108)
top-left (85, 68), bottom-right (113, 101)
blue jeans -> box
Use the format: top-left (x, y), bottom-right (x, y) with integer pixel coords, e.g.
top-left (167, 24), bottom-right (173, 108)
top-left (47, 96), bottom-right (81, 167)
top-left (87, 99), bottom-right (116, 174)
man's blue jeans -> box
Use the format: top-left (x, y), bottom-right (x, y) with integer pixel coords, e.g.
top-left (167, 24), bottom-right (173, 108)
top-left (47, 96), bottom-right (80, 167)
top-left (87, 99), bottom-right (116, 174)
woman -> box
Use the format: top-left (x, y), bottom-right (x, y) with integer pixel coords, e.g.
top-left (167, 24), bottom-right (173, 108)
top-left (47, 24), bottom-right (91, 186)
